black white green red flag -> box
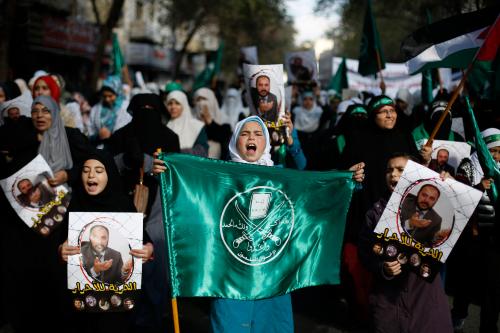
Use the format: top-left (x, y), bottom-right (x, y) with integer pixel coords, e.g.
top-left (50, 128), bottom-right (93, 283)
top-left (402, 6), bottom-right (500, 74)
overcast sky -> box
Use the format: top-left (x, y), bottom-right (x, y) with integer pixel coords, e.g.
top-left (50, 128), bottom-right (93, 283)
top-left (286, 0), bottom-right (339, 45)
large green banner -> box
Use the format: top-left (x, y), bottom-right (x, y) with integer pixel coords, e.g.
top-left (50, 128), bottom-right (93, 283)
top-left (159, 153), bottom-right (355, 300)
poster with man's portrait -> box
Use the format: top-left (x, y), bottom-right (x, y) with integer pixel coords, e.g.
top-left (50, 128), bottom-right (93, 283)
top-left (428, 140), bottom-right (471, 172)
top-left (68, 212), bottom-right (143, 312)
top-left (0, 154), bottom-right (70, 236)
top-left (373, 161), bottom-right (482, 281)
top-left (243, 64), bottom-right (285, 125)
top-left (285, 50), bottom-right (318, 84)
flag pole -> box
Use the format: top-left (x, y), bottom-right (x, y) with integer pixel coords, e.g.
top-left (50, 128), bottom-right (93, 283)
top-left (426, 12), bottom-right (500, 147)
top-left (375, 49), bottom-right (385, 91)
top-left (425, 64), bottom-right (471, 147)
top-left (171, 298), bottom-right (181, 333)
top-left (156, 148), bottom-right (181, 333)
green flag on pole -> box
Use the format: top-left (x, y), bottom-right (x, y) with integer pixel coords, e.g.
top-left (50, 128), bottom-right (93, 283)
top-left (158, 153), bottom-right (355, 299)
top-left (111, 32), bottom-right (125, 77)
top-left (358, 0), bottom-right (385, 76)
top-left (465, 96), bottom-right (499, 201)
top-left (192, 41), bottom-right (224, 92)
top-left (328, 57), bottom-right (349, 92)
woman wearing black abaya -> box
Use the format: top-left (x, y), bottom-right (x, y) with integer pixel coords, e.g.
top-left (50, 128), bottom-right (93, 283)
top-left (339, 95), bottom-right (424, 211)
top-left (316, 103), bottom-right (369, 171)
top-left (336, 95), bottom-right (427, 325)
top-left (59, 151), bottom-right (153, 333)
top-left (107, 93), bottom-right (180, 212)
top-left (106, 94), bottom-right (181, 331)
top-left (0, 96), bottom-right (92, 333)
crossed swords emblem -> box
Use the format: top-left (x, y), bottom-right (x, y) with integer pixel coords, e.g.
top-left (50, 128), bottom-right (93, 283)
top-left (232, 200), bottom-right (286, 248)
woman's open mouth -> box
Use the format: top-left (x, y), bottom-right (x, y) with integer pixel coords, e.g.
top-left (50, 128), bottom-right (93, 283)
top-left (86, 180), bottom-right (99, 192)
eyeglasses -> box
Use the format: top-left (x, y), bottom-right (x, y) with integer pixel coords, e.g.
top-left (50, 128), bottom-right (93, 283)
top-left (375, 108), bottom-right (396, 116)
top-left (31, 107), bottom-right (50, 115)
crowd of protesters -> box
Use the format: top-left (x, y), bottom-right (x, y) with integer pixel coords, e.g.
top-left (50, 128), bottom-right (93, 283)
top-left (0, 67), bottom-right (498, 333)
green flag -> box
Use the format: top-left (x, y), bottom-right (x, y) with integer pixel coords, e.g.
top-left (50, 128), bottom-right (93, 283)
top-left (358, 0), bottom-right (385, 76)
top-left (329, 57), bottom-right (349, 92)
top-left (111, 33), bottom-right (125, 77)
top-left (158, 153), bottom-right (355, 299)
top-left (192, 41), bottom-right (224, 91)
top-left (421, 69), bottom-right (438, 105)
top-left (465, 97), bottom-right (499, 201)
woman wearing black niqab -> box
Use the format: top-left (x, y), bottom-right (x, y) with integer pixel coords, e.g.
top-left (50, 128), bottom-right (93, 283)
top-left (107, 93), bottom-right (180, 212)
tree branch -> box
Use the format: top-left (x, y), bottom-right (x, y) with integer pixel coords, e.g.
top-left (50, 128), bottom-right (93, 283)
top-left (91, 0), bottom-right (101, 26)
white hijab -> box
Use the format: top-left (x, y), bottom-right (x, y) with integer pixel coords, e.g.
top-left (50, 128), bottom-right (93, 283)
top-left (292, 96), bottom-right (323, 133)
top-left (220, 88), bottom-right (248, 130)
top-left (469, 128), bottom-right (500, 185)
top-left (166, 91), bottom-right (204, 150)
top-left (292, 92), bottom-right (323, 133)
top-left (229, 116), bottom-right (273, 166)
top-left (193, 88), bottom-right (222, 124)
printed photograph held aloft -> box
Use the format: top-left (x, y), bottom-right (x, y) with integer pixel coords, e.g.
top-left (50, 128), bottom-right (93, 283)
top-left (0, 154), bottom-right (70, 236)
top-left (68, 212), bottom-right (143, 312)
top-left (243, 64), bottom-right (285, 125)
top-left (284, 50), bottom-right (318, 84)
top-left (373, 160), bottom-right (482, 281)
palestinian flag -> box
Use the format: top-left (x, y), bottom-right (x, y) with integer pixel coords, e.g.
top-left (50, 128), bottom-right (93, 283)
top-left (402, 6), bottom-right (500, 74)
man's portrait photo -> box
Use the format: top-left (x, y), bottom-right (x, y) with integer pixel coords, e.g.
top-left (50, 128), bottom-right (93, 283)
top-left (250, 75), bottom-right (279, 123)
top-left (289, 56), bottom-right (313, 82)
top-left (429, 148), bottom-right (455, 176)
top-left (400, 182), bottom-right (454, 247)
top-left (420, 264), bottom-right (431, 278)
top-left (15, 176), bottom-right (56, 209)
top-left (73, 298), bottom-right (85, 311)
top-left (410, 253), bottom-right (421, 267)
top-left (285, 50), bottom-right (318, 84)
top-left (111, 295), bottom-right (122, 308)
top-left (372, 243), bottom-right (383, 256)
top-left (80, 224), bottom-right (133, 285)
top-left (427, 140), bottom-right (472, 172)
top-left (243, 64), bottom-right (285, 124)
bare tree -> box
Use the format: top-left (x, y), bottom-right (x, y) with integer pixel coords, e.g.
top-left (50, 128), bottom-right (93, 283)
top-left (89, 0), bottom-right (125, 90)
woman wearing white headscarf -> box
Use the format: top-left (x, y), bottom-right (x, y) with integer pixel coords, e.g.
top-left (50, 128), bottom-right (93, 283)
top-left (292, 90), bottom-right (329, 170)
top-left (193, 87), bottom-right (232, 159)
top-left (166, 90), bottom-right (208, 157)
top-left (211, 115), bottom-right (293, 333)
top-left (220, 88), bottom-right (248, 131)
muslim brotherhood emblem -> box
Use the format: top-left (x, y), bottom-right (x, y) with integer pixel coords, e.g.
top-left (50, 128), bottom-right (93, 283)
top-left (220, 186), bottom-right (294, 266)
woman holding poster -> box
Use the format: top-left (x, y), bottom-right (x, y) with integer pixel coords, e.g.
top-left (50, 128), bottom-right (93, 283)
top-left (0, 95), bottom-right (92, 332)
top-left (59, 151), bottom-right (153, 332)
